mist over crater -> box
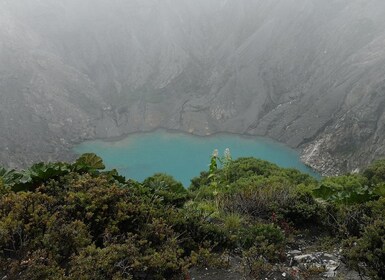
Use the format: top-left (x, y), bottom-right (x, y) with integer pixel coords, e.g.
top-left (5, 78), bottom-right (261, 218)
top-left (1, 0), bottom-right (385, 174)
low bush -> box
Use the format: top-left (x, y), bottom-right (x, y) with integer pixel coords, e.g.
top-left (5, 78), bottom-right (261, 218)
top-left (1, 154), bottom-right (385, 279)
top-left (344, 218), bottom-right (385, 279)
top-left (142, 173), bottom-right (188, 207)
top-left (0, 157), bottom-right (228, 279)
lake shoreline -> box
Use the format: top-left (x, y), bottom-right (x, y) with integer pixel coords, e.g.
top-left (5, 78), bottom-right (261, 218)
top-left (87, 127), bottom-right (298, 151)
top-left (73, 129), bottom-right (321, 186)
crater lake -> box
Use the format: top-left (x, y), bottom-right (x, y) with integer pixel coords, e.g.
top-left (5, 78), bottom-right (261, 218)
top-left (73, 130), bottom-right (319, 186)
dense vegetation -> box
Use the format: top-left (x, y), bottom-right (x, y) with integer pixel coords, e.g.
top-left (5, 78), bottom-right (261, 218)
top-left (0, 152), bottom-right (384, 279)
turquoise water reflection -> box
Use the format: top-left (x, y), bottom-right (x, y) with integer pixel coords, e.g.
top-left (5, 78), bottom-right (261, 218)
top-left (73, 130), bottom-right (319, 186)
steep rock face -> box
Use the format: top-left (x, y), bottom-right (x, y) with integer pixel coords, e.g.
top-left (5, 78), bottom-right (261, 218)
top-left (0, 5), bottom-right (103, 167)
top-left (1, 0), bottom-right (385, 174)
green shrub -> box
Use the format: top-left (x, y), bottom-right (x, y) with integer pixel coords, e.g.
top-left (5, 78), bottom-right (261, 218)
top-left (142, 173), bottom-right (188, 207)
top-left (239, 223), bottom-right (285, 261)
top-left (222, 183), bottom-right (324, 228)
top-left (313, 174), bottom-right (377, 205)
top-left (363, 159), bottom-right (385, 185)
top-left (324, 205), bottom-right (365, 237)
top-left (222, 212), bottom-right (244, 233)
top-left (0, 170), bottom-right (220, 279)
top-left (3, 154), bottom-right (385, 280)
top-left (344, 219), bottom-right (385, 279)
top-left (70, 234), bottom-right (188, 280)
top-left (278, 192), bottom-right (326, 227)
top-left (242, 248), bottom-right (274, 279)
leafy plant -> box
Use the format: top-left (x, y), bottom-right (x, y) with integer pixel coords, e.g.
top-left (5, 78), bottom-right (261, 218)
top-left (72, 153), bottom-right (106, 172)
top-left (0, 154), bottom-right (108, 193)
top-left (0, 167), bottom-right (23, 191)
top-left (14, 162), bottom-right (71, 192)
top-left (313, 175), bottom-right (376, 204)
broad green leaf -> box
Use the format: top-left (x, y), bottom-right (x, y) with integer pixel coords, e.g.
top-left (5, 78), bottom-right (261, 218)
top-left (74, 153), bottom-right (105, 171)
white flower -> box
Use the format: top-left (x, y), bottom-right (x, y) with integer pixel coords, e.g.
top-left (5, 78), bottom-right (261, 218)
top-left (224, 148), bottom-right (231, 159)
top-left (212, 149), bottom-right (219, 158)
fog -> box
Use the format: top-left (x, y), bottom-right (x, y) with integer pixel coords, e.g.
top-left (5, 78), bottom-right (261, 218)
top-left (1, 0), bottom-right (385, 174)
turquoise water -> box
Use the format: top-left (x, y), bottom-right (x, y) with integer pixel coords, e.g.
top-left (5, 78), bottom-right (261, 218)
top-left (73, 130), bottom-right (319, 186)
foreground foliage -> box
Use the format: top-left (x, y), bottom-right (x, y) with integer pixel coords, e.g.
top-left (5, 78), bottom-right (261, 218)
top-left (1, 154), bottom-right (385, 279)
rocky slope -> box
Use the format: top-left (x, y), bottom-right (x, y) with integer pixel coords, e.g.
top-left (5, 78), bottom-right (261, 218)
top-left (1, 0), bottom-right (385, 174)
